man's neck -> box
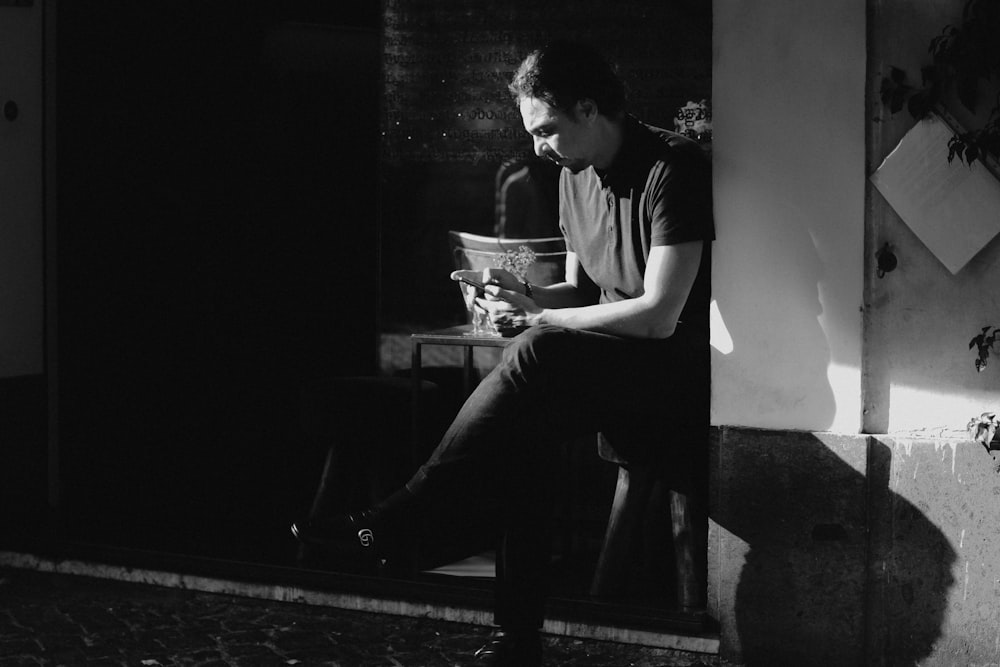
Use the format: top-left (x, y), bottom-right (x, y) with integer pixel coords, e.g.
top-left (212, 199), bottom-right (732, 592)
top-left (589, 114), bottom-right (626, 171)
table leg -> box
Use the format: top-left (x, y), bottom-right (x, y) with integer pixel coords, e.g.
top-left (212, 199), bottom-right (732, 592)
top-left (462, 345), bottom-right (475, 396)
top-left (411, 340), bottom-right (422, 471)
top-left (409, 339), bottom-right (426, 574)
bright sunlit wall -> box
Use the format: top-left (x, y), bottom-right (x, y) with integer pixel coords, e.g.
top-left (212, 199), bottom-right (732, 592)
top-left (710, 0), bottom-right (866, 433)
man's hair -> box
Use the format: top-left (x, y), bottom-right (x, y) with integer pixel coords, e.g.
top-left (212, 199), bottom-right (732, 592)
top-left (508, 40), bottom-right (627, 117)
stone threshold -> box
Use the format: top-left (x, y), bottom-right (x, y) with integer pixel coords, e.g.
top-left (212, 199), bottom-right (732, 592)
top-left (0, 549), bottom-right (720, 655)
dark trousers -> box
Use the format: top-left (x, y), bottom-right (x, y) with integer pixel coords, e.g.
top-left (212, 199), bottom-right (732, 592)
top-left (405, 324), bottom-right (706, 631)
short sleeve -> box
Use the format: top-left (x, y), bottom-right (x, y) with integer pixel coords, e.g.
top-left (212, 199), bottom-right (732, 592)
top-left (647, 147), bottom-right (715, 247)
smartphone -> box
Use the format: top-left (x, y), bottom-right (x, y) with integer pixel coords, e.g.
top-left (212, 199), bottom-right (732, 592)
top-left (458, 276), bottom-right (488, 292)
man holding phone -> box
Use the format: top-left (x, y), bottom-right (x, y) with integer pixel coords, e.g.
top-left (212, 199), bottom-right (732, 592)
top-left (294, 40), bottom-right (714, 666)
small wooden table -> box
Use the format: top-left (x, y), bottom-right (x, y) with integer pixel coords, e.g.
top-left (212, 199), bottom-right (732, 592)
top-left (411, 325), bottom-right (512, 393)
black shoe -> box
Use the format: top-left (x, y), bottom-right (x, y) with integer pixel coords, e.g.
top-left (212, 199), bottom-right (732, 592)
top-left (290, 508), bottom-right (380, 548)
top-left (471, 630), bottom-right (542, 666)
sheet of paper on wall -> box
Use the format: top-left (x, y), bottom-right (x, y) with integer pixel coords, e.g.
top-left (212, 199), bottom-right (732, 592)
top-left (870, 112), bottom-right (1000, 274)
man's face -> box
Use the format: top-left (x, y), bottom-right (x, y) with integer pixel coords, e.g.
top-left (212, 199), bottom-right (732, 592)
top-left (518, 96), bottom-right (595, 174)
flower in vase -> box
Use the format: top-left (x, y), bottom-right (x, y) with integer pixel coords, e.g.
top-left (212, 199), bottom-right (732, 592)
top-left (494, 245), bottom-right (536, 280)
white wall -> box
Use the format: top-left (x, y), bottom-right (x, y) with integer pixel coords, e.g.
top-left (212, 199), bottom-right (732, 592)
top-left (711, 0), bottom-right (867, 432)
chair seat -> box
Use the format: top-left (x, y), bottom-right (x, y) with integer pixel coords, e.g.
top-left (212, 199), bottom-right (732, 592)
top-left (596, 426), bottom-right (706, 497)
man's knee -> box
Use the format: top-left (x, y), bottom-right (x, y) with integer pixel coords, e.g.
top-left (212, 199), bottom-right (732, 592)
top-left (500, 325), bottom-right (575, 376)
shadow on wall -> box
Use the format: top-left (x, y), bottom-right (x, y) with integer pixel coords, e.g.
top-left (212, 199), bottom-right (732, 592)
top-left (712, 430), bottom-right (955, 666)
top-left (709, 193), bottom-right (838, 430)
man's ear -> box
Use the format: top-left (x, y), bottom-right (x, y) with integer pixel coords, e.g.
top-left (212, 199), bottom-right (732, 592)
top-left (576, 98), bottom-right (599, 122)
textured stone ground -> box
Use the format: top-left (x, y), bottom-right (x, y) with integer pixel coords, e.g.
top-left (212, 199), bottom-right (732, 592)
top-left (0, 568), bottom-right (727, 666)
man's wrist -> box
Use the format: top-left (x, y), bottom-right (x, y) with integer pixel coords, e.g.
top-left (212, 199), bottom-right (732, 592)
top-left (521, 280), bottom-right (533, 299)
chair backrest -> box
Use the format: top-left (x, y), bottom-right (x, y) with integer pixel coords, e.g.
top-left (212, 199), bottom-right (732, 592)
top-left (447, 231), bottom-right (567, 286)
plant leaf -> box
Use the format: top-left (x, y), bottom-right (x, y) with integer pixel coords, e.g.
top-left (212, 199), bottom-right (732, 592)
top-left (948, 142), bottom-right (961, 163)
top-left (966, 143), bottom-right (980, 165)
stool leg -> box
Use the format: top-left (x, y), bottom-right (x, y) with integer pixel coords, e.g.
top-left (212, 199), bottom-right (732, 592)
top-left (590, 466), bottom-right (654, 597)
top-left (669, 489), bottom-right (708, 610)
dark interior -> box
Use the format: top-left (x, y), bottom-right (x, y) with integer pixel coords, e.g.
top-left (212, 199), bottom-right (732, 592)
top-left (0, 0), bottom-right (713, 632)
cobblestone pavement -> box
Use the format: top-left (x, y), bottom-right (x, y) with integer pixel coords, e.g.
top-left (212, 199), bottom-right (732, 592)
top-left (0, 568), bottom-right (726, 666)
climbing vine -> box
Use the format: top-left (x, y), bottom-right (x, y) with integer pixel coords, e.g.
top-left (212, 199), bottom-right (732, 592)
top-left (968, 327), bottom-right (1000, 461)
top-left (879, 0), bottom-right (1000, 166)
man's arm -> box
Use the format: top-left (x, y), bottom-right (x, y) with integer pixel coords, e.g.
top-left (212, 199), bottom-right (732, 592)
top-left (451, 250), bottom-right (597, 311)
top-left (522, 251), bottom-right (599, 309)
top-left (484, 241), bottom-right (702, 339)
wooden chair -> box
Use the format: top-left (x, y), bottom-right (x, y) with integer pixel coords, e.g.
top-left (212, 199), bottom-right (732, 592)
top-left (590, 429), bottom-right (709, 611)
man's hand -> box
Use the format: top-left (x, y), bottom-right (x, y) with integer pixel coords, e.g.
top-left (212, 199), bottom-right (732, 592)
top-left (450, 267), bottom-right (522, 291)
top-left (449, 268), bottom-right (542, 331)
top-left (450, 269), bottom-right (489, 312)
top-left (480, 291), bottom-right (541, 330)
top-left (478, 283), bottom-right (543, 331)
top-left (450, 267), bottom-right (522, 307)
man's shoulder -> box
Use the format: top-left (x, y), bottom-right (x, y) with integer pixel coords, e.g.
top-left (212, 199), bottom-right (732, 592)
top-left (633, 118), bottom-right (706, 163)
top-left (634, 118), bottom-right (683, 143)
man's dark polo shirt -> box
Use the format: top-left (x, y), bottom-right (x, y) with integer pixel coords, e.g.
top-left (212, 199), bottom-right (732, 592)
top-left (558, 115), bottom-right (715, 339)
